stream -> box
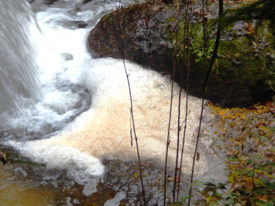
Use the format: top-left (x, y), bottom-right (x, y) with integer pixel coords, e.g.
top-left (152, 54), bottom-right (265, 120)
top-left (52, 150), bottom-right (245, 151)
top-left (0, 0), bottom-right (226, 205)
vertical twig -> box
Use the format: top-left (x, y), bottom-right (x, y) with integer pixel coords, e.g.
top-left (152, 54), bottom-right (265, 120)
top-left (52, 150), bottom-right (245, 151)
top-left (164, 1), bottom-right (185, 204)
top-left (187, 98), bottom-right (205, 206)
top-left (176, 0), bottom-right (192, 201)
top-left (163, 32), bottom-right (176, 206)
top-left (202, 0), bottom-right (223, 91)
top-left (172, 2), bottom-right (184, 203)
top-left (114, 1), bottom-right (146, 205)
top-left (188, 0), bottom-right (223, 205)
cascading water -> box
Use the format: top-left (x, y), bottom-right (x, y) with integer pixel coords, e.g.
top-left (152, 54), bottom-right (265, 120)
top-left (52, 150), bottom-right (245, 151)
top-left (0, 0), bottom-right (96, 140)
top-left (0, 0), bottom-right (226, 205)
top-left (0, 0), bottom-right (41, 112)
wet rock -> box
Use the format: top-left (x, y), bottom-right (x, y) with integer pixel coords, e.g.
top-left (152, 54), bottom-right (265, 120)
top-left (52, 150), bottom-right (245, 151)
top-left (64, 21), bottom-right (88, 29)
top-left (87, 1), bottom-right (275, 107)
top-left (73, 21), bottom-right (88, 28)
top-left (83, 0), bottom-right (92, 4)
top-left (44, 0), bottom-right (57, 4)
top-left (87, 1), bottom-right (176, 74)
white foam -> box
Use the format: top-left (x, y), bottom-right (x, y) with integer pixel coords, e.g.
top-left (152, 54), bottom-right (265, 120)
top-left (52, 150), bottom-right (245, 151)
top-left (104, 191), bottom-right (126, 206)
top-left (6, 140), bottom-right (104, 181)
top-left (17, 58), bottom-right (225, 182)
top-left (0, 0), bottom-right (226, 189)
top-left (82, 178), bottom-right (99, 196)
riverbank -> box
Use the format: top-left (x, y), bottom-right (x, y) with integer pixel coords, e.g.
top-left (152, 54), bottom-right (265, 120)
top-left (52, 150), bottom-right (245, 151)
top-left (204, 101), bottom-right (275, 205)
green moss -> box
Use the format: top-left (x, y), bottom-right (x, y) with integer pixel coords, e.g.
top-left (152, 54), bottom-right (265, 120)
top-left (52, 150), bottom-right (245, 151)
top-left (166, 17), bottom-right (176, 23)
top-left (217, 29), bottom-right (275, 88)
top-left (164, 14), bottom-right (275, 94)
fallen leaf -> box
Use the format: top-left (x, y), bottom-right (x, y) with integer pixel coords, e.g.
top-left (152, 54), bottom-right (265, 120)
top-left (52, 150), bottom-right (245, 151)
top-left (228, 171), bottom-right (239, 184)
top-left (245, 178), bottom-right (254, 192)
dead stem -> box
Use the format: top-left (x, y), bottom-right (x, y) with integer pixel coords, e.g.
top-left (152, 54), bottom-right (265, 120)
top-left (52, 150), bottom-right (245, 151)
top-left (115, 1), bottom-right (146, 205)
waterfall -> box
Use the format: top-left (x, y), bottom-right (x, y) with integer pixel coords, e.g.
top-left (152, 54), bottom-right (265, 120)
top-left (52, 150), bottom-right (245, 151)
top-left (0, 0), bottom-right (41, 113)
top-left (0, 1), bottom-right (226, 204)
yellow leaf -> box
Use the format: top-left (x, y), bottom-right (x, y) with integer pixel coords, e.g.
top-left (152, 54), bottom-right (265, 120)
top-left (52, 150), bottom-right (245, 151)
top-left (228, 172), bottom-right (238, 184)
top-left (206, 196), bottom-right (211, 203)
top-left (134, 172), bottom-right (139, 178)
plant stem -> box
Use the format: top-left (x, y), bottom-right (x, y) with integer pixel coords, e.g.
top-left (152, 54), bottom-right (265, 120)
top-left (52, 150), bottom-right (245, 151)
top-left (115, 2), bottom-right (146, 205)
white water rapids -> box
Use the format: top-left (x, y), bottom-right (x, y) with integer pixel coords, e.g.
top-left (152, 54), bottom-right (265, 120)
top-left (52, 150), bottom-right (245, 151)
top-left (0, 0), bottom-right (226, 201)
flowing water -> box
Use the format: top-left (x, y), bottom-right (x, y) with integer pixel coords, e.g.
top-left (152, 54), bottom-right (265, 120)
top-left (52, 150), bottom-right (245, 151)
top-left (0, 0), bottom-right (41, 112)
top-left (0, 0), bottom-right (226, 205)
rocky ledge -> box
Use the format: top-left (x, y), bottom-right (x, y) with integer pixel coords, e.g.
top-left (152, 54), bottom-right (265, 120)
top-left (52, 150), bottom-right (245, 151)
top-left (87, 1), bottom-right (274, 107)
top-left (88, 1), bottom-right (176, 73)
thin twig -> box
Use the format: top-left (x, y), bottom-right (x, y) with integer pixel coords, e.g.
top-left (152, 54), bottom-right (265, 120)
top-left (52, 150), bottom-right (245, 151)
top-left (163, 0), bottom-right (189, 206)
top-left (177, 0), bottom-right (192, 201)
top-left (114, 2), bottom-right (146, 205)
top-left (188, 98), bottom-right (205, 206)
top-left (172, 2), bottom-right (184, 203)
top-left (163, 34), bottom-right (176, 206)
top-left (202, 0), bottom-right (223, 91)
top-left (188, 0), bottom-right (223, 205)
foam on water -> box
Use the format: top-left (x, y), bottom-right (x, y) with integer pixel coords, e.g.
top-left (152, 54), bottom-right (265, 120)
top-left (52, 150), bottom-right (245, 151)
top-left (1, 0), bottom-right (143, 139)
top-left (8, 141), bottom-right (104, 183)
top-left (1, 0), bottom-right (225, 196)
top-left (1, 0), bottom-right (150, 185)
top-left (9, 58), bottom-right (225, 182)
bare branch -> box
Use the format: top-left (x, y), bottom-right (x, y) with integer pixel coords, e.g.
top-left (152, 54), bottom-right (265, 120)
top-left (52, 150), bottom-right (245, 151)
top-left (114, 1), bottom-right (146, 205)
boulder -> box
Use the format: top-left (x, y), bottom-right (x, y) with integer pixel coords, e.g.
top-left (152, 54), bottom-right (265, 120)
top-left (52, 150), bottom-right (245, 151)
top-left (87, 1), bottom-right (275, 107)
top-left (88, 1), bottom-right (176, 74)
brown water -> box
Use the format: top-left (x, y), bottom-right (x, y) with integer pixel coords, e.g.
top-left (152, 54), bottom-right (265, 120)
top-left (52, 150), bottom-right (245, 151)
top-left (0, 164), bottom-right (56, 206)
top-left (0, 147), bottom-right (223, 205)
top-left (0, 159), bottom-right (183, 205)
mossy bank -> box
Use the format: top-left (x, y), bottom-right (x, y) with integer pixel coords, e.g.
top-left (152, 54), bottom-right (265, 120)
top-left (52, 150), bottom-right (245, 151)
top-left (87, 1), bottom-right (275, 107)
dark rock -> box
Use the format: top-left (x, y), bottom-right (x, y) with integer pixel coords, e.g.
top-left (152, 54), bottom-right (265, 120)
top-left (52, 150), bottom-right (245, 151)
top-left (83, 0), bottom-right (92, 4)
top-left (63, 21), bottom-right (88, 29)
top-left (87, 1), bottom-right (176, 74)
top-left (74, 21), bottom-right (88, 28)
top-left (44, 0), bottom-right (57, 4)
top-left (87, 2), bottom-right (274, 107)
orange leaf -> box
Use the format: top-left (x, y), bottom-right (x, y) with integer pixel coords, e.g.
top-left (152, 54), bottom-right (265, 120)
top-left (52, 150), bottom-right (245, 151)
top-left (219, 110), bottom-right (226, 115)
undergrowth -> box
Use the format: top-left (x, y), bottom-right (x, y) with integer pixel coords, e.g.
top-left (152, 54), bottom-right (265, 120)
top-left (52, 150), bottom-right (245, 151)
top-left (186, 101), bottom-right (275, 206)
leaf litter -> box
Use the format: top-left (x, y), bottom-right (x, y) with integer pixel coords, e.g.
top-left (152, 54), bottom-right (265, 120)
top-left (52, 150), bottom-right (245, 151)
top-left (204, 101), bottom-right (275, 205)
